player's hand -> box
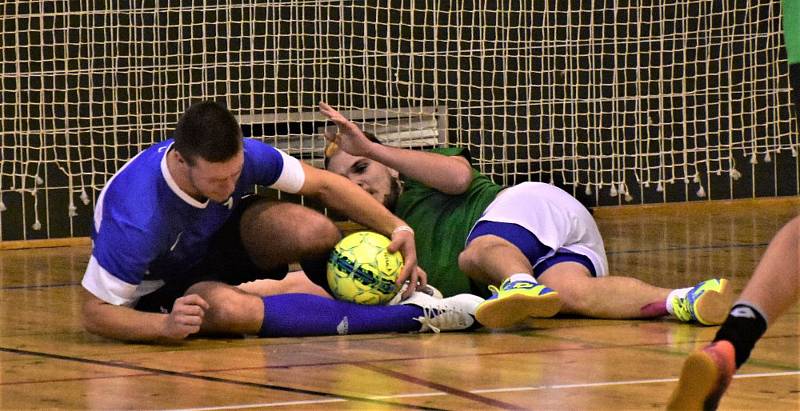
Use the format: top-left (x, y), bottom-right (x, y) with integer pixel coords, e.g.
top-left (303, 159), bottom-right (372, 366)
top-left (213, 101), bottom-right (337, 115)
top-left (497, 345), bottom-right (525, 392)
top-left (405, 266), bottom-right (429, 299)
top-left (319, 101), bottom-right (376, 158)
top-left (161, 294), bottom-right (209, 340)
top-left (387, 228), bottom-right (425, 298)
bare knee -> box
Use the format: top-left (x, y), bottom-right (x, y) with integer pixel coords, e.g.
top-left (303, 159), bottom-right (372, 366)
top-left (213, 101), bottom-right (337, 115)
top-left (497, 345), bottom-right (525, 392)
top-left (291, 210), bottom-right (340, 255)
top-left (241, 201), bottom-right (341, 266)
top-left (539, 262), bottom-right (598, 314)
top-left (458, 236), bottom-right (496, 274)
top-left (554, 285), bottom-right (594, 315)
top-left (458, 235), bottom-right (527, 285)
top-left (186, 282), bottom-right (261, 333)
top-left (538, 264), bottom-right (595, 314)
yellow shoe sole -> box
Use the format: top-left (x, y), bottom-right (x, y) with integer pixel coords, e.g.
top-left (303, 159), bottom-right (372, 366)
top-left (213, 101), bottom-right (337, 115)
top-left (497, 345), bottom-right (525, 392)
top-left (693, 279), bottom-right (734, 325)
top-left (474, 291), bottom-right (562, 329)
top-left (667, 341), bottom-right (734, 411)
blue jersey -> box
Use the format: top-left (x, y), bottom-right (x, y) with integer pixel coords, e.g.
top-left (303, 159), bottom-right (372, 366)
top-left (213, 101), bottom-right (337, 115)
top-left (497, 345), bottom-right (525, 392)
top-left (81, 138), bottom-right (305, 306)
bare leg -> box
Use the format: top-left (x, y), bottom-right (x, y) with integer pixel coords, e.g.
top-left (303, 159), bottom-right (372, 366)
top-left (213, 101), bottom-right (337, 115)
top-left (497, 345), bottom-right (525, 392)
top-left (239, 200), bottom-right (340, 285)
top-left (668, 217), bottom-right (800, 410)
top-left (537, 263), bottom-right (671, 319)
top-left (457, 235), bottom-right (532, 285)
top-left (460, 235), bottom-right (562, 327)
top-left (736, 215), bottom-right (800, 322)
top-left (238, 271), bottom-right (331, 298)
top-left (459, 235), bottom-right (672, 319)
top-left (187, 281), bottom-right (265, 335)
top-left (183, 202), bottom-right (341, 336)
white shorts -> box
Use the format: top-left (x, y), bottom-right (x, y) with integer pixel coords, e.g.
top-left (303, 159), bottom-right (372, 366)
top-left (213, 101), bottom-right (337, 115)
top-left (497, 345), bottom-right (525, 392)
top-left (467, 182), bottom-right (609, 277)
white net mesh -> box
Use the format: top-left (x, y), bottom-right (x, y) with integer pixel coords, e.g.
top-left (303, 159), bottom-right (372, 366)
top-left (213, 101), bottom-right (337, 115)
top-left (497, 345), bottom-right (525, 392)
top-left (1, 1), bottom-right (796, 240)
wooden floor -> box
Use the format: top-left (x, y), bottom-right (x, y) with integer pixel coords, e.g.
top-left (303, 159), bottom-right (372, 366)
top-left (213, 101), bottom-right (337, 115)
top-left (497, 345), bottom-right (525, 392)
top-left (1, 198), bottom-right (798, 410)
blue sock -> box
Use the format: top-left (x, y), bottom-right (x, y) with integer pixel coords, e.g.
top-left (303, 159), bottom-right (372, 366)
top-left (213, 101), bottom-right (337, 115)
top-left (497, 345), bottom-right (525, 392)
top-left (258, 293), bottom-right (424, 337)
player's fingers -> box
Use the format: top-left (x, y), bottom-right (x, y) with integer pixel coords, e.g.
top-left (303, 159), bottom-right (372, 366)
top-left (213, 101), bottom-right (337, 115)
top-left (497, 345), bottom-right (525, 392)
top-left (176, 304), bottom-right (205, 318)
top-left (173, 323), bottom-right (201, 339)
top-left (387, 231), bottom-right (412, 253)
top-left (399, 243), bottom-right (418, 283)
top-left (401, 269), bottom-right (418, 298)
top-left (387, 238), bottom-right (399, 253)
top-left (164, 317), bottom-right (201, 340)
top-left (415, 266), bottom-right (428, 287)
top-left (397, 254), bottom-right (418, 294)
top-left (178, 314), bottom-right (204, 327)
top-left (324, 128), bottom-right (337, 142)
top-left (179, 294), bottom-right (210, 311)
top-left (319, 102), bottom-right (340, 120)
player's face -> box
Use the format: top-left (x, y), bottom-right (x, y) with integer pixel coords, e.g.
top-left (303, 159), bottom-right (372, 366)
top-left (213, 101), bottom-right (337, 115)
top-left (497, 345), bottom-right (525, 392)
top-left (186, 151), bottom-right (244, 203)
top-left (326, 150), bottom-right (401, 209)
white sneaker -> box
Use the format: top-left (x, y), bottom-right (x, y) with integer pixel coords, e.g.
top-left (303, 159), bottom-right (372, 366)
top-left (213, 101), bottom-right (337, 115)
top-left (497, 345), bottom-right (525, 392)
top-left (400, 292), bottom-right (483, 333)
top-left (387, 283), bottom-right (444, 305)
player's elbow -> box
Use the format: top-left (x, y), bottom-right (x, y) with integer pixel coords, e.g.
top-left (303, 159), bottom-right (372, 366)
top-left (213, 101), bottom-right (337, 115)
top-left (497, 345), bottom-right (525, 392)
top-left (80, 299), bottom-right (104, 336)
top-left (453, 171), bottom-right (473, 194)
top-left (79, 291), bottom-right (116, 338)
top-left (441, 169), bottom-right (473, 195)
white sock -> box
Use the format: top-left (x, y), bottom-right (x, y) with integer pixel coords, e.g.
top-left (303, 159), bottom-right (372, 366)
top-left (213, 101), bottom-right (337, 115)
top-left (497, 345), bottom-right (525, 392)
top-left (665, 286), bottom-right (692, 316)
top-left (508, 273), bottom-right (537, 284)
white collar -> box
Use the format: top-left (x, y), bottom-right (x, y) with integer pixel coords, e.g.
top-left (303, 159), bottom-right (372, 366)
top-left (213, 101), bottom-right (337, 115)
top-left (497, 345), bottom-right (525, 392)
top-left (160, 143), bottom-right (209, 209)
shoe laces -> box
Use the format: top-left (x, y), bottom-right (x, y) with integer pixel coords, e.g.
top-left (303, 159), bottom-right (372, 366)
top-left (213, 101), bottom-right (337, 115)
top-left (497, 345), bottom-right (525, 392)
top-left (672, 296), bottom-right (694, 322)
top-left (487, 284), bottom-right (501, 297)
top-left (414, 302), bottom-right (470, 333)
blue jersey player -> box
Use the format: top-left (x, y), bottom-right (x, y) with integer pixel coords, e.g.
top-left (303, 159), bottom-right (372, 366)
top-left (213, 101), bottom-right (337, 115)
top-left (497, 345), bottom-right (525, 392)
top-left (80, 101), bottom-right (483, 342)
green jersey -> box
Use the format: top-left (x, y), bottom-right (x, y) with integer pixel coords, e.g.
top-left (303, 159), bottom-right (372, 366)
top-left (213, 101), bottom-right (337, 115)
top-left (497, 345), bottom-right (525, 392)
top-left (393, 147), bottom-right (503, 297)
top-left (786, 0), bottom-right (800, 64)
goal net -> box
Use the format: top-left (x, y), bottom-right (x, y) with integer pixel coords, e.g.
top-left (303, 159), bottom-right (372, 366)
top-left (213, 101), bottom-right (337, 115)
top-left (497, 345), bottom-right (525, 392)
top-left (1, 1), bottom-right (795, 240)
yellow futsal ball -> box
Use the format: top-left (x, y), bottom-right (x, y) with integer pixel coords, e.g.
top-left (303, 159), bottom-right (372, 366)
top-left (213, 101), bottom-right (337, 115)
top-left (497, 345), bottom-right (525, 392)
top-left (326, 231), bottom-right (403, 305)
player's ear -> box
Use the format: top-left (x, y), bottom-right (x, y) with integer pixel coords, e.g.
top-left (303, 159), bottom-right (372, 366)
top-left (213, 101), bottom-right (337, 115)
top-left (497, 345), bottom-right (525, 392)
top-left (174, 149), bottom-right (189, 166)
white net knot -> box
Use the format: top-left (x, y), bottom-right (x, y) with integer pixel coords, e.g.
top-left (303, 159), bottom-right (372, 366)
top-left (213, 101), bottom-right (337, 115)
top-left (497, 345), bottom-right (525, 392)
top-left (696, 185), bottom-right (707, 198)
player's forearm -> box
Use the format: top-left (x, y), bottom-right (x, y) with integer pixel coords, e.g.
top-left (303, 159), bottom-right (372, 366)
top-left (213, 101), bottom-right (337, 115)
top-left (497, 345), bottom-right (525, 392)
top-left (317, 172), bottom-right (406, 235)
top-left (81, 291), bottom-right (171, 342)
top-left (367, 144), bottom-right (472, 194)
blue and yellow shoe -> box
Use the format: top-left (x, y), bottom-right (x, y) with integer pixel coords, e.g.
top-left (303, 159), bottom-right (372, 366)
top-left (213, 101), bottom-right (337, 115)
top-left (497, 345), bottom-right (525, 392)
top-left (671, 279), bottom-right (733, 326)
top-left (474, 278), bottom-right (562, 329)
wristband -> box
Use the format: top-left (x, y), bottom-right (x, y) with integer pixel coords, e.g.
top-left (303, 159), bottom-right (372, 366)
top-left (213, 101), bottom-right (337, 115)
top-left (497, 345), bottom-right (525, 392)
top-left (392, 225), bottom-right (415, 236)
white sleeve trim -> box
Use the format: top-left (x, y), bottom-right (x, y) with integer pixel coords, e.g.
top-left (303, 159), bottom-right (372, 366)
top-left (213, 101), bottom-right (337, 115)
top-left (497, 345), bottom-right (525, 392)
top-left (81, 256), bottom-right (139, 307)
top-left (270, 150), bottom-right (306, 193)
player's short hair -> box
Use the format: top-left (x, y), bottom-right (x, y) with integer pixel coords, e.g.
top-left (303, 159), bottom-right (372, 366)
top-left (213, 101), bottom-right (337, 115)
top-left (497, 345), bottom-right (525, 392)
top-left (173, 101), bottom-right (243, 165)
top-left (323, 129), bottom-right (381, 168)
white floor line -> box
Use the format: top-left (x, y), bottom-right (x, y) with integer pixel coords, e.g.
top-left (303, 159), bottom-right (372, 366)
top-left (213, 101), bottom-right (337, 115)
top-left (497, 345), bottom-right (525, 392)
top-left (166, 370), bottom-right (800, 411)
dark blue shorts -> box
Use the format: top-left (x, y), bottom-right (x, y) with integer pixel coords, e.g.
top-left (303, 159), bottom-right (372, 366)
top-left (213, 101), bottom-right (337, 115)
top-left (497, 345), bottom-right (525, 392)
top-left (465, 220), bottom-right (597, 278)
top-left (134, 194), bottom-right (288, 313)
